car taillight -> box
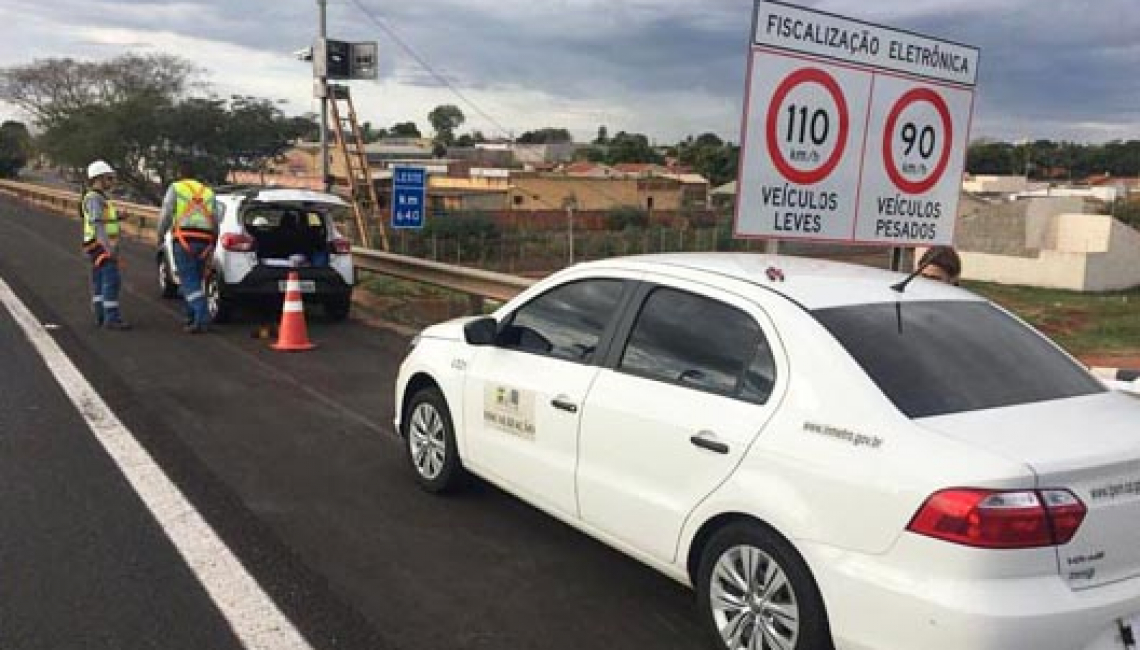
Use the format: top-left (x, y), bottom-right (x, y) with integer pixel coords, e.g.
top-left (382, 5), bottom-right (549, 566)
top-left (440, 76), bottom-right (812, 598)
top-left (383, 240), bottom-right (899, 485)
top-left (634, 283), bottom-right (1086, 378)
top-left (221, 233), bottom-right (256, 252)
top-left (331, 237), bottom-right (352, 254)
top-left (907, 488), bottom-right (1086, 549)
top-left (1039, 489), bottom-right (1086, 544)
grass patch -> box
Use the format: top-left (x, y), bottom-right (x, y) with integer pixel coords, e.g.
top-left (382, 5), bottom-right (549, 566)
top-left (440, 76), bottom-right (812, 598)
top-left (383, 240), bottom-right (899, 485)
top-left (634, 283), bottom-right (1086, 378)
top-left (966, 281), bottom-right (1140, 355)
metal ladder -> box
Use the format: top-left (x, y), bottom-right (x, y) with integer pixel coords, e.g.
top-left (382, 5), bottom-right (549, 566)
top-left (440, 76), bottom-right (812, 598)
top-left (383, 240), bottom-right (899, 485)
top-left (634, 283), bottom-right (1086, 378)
top-left (327, 84), bottom-right (389, 251)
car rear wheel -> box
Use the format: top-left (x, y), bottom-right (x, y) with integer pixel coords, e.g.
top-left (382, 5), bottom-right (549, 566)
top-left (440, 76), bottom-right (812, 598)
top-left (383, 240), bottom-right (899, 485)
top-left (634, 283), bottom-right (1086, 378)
top-left (697, 522), bottom-right (833, 650)
top-left (158, 256), bottom-right (178, 298)
top-left (205, 271), bottom-right (231, 323)
top-left (404, 387), bottom-right (465, 493)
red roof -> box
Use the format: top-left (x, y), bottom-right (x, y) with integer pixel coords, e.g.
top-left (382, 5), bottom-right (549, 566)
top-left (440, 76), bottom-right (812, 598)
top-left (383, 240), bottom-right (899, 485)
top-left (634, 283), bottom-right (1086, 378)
top-left (613, 163), bottom-right (659, 173)
top-left (1087, 174), bottom-right (1140, 187)
top-left (565, 161), bottom-right (603, 174)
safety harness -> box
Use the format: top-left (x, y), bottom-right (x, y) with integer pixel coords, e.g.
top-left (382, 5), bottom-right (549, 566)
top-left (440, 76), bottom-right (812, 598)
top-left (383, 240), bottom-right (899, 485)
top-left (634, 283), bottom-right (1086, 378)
top-left (172, 179), bottom-right (217, 260)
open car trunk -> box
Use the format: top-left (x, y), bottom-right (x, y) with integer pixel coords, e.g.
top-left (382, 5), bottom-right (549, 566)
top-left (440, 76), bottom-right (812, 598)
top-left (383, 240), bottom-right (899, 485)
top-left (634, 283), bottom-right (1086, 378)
top-left (243, 203), bottom-right (332, 267)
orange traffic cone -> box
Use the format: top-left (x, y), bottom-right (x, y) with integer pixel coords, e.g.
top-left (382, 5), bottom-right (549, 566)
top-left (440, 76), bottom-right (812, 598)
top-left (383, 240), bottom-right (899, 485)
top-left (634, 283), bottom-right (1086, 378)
top-left (271, 271), bottom-right (316, 352)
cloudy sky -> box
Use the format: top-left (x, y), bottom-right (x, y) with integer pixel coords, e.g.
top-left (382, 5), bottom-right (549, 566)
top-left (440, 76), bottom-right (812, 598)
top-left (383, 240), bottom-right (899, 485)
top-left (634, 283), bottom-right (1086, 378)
top-left (1, 0), bottom-right (1138, 144)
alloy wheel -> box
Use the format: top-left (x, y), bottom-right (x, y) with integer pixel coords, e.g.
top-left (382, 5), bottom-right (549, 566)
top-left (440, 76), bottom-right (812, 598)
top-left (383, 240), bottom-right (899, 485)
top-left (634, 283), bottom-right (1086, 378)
top-left (709, 545), bottom-right (800, 650)
top-left (409, 402), bottom-right (447, 480)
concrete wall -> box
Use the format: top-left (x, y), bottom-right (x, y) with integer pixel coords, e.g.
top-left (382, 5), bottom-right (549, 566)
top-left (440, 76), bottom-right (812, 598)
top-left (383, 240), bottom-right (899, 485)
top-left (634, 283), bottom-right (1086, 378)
top-left (956, 195), bottom-right (1086, 257)
top-left (962, 175), bottom-right (1030, 194)
top-left (960, 213), bottom-right (1140, 291)
top-left (1084, 217), bottom-right (1140, 290)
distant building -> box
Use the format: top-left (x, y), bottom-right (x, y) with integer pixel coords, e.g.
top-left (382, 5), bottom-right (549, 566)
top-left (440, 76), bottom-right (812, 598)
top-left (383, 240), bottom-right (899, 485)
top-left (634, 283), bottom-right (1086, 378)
top-left (711, 180), bottom-right (737, 208)
top-left (511, 142), bottom-right (575, 165)
top-left (961, 174), bottom-right (1032, 195)
top-left (1086, 174), bottom-right (1140, 198)
top-left (563, 162), bottom-right (620, 178)
top-left (507, 175), bottom-right (688, 213)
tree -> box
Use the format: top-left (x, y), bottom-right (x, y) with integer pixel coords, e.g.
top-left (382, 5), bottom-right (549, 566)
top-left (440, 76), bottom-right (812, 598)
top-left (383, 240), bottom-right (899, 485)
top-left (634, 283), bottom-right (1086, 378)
top-left (966, 141), bottom-right (1017, 176)
top-left (0, 120), bottom-right (32, 178)
top-left (427, 104), bottom-right (465, 148)
top-left (677, 132), bottom-right (739, 186)
top-left (360, 121), bottom-right (386, 143)
top-left (7, 55), bottom-right (319, 203)
top-left (286, 113), bottom-right (321, 142)
top-left (594, 125), bottom-right (609, 145)
top-left (605, 131), bottom-right (661, 165)
top-left (1, 54), bottom-right (199, 130)
top-left (517, 127), bottom-right (572, 144)
top-left (389, 121), bottom-right (421, 138)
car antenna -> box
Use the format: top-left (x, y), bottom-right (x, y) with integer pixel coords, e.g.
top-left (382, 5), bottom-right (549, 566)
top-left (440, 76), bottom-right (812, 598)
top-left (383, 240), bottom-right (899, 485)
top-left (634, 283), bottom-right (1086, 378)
top-left (890, 255), bottom-right (934, 333)
top-left (890, 258), bottom-right (932, 293)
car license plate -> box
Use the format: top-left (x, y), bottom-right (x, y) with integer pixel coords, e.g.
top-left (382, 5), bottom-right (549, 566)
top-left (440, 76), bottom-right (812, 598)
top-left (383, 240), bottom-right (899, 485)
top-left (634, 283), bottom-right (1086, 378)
top-left (279, 280), bottom-right (316, 293)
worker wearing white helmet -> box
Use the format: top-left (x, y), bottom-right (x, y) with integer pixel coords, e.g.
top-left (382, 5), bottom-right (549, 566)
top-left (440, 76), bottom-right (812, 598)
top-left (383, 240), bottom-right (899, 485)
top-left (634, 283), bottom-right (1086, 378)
top-left (80, 159), bottom-right (130, 329)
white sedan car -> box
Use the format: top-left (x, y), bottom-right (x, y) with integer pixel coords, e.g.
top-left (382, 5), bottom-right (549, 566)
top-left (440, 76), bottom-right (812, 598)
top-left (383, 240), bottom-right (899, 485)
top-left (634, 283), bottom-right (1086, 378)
top-left (393, 253), bottom-right (1140, 650)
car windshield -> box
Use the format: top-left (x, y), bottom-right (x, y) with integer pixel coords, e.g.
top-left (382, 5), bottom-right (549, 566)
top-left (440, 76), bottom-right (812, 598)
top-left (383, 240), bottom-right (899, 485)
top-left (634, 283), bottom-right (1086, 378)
top-left (813, 300), bottom-right (1105, 418)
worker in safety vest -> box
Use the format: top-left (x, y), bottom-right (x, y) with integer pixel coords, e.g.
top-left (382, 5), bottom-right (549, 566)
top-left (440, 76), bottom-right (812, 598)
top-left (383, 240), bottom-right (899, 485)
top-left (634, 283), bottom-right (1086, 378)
top-left (158, 160), bottom-right (219, 333)
top-left (81, 160), bottom-right (130, 330)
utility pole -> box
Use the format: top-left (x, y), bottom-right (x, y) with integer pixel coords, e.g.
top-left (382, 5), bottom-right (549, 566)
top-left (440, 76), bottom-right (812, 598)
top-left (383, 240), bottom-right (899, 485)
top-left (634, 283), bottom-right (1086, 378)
top-left (318, 0), bottom-right (330, 192)
top-left (564, 195), bottom-right (577, 265)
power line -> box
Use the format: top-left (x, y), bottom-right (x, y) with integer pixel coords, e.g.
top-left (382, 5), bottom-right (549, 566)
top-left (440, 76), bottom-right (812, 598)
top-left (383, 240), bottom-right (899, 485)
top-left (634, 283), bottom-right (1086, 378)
top-left (341, 0), bottom-right (514, 139)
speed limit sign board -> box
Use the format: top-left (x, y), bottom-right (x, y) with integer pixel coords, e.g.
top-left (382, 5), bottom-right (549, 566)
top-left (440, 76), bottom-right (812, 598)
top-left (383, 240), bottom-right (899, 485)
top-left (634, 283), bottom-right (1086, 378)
top-left (735, 0), bottom-right (979, 246)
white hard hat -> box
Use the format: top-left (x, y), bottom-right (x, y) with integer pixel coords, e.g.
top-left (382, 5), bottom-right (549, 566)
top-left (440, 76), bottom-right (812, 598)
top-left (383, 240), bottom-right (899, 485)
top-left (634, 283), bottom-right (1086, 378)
top-left (87, 160), bottom-right (115, 180)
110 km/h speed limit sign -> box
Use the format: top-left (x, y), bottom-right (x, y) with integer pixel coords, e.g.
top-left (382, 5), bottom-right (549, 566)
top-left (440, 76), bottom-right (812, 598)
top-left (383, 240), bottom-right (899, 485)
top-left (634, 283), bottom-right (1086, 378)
top-left (735, 0), bottom-right (979, 246)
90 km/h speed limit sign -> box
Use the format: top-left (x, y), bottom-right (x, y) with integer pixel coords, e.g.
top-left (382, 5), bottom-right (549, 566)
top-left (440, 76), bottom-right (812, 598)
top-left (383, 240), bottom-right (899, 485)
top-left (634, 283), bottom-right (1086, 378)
top-left (882, 88), bottom-right (953, 195)
top-left (735, 0), bottom-right (979, 247)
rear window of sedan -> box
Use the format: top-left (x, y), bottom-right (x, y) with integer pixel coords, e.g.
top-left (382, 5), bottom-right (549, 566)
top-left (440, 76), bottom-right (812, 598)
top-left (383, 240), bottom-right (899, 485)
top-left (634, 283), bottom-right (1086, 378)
top-left (813, 300), bottom-right (1105, 418)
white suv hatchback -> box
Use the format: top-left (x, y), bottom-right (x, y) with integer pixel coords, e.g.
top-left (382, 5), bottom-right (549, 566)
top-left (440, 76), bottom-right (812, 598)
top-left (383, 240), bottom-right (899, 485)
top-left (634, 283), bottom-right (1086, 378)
top-left (394, 253), bottom-right (1140, 650)
top-left (156, 187), bottom-right (355, 321)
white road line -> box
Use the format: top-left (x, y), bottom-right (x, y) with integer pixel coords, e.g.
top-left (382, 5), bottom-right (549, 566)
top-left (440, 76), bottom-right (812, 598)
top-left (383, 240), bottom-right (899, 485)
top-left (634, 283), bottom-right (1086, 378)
top-left (0, 274), bottom-right (315, 650)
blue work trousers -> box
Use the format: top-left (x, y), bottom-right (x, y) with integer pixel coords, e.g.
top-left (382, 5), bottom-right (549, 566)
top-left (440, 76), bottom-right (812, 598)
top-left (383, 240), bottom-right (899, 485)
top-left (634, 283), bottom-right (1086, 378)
top-left (173, 240), bottom-right (213, 328)
top-left (90, 258), bottom-right (123, 325)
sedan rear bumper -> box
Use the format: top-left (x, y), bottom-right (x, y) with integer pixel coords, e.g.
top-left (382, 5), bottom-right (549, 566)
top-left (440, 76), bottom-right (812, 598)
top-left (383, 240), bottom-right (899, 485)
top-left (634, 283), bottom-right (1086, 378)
top-left (801, 538), bottom-right (1140, 650)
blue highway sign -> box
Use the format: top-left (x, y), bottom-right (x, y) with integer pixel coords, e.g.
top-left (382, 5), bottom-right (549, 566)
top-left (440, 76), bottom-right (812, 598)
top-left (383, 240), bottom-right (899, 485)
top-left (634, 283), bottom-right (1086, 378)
top-left (392, 166), bottom-right (427, 230)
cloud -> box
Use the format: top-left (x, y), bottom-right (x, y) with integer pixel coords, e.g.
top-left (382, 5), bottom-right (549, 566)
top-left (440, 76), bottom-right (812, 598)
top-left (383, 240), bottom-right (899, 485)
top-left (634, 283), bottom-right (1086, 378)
top-left (2, 0), bottom-right (1138, 143)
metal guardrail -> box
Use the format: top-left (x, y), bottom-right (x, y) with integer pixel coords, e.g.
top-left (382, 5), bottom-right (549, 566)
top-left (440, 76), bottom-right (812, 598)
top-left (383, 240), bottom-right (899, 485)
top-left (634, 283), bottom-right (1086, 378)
top-left (0, 179), bottom-right (535, 305)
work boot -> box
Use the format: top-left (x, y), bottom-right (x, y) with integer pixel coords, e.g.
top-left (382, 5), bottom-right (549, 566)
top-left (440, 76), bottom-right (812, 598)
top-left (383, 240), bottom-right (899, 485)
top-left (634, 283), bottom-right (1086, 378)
top-left (104, 320), bottom-right (132, 331)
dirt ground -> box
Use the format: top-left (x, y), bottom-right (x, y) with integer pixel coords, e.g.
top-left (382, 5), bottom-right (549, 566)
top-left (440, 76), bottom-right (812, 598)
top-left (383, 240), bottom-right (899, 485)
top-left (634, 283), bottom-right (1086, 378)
top-left (1077, 354), bottom-right (1140, 371)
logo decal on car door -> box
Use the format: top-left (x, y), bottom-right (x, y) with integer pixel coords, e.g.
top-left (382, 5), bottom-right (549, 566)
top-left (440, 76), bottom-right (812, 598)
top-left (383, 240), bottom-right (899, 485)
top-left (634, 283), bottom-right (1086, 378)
top-left (483, 385), bottom-right (537, 441)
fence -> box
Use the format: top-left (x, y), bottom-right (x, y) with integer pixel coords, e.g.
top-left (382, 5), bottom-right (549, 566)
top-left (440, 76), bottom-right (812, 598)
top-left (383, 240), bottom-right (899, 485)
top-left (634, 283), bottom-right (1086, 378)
top-left (384, 225), bottom-right (894, 276)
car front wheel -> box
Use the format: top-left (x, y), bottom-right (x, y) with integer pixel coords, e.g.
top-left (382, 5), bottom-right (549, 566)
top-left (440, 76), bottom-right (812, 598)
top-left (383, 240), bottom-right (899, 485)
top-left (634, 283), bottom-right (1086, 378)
top-left (403, 387), bottom-right (465, 493)
top-left (697, 522), bottom-right (833, 650)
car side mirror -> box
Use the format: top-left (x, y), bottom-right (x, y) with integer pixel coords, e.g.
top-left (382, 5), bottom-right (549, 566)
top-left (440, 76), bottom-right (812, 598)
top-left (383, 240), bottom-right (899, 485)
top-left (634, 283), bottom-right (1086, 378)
top-left (464, 317), bottom-right (498, 346)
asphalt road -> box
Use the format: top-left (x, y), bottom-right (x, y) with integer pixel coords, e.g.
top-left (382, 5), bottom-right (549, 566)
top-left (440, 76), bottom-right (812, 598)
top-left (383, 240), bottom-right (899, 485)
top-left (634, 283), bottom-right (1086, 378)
top-left (0, 305), bottom-right (246, 650)
top-left (0, 195), bottom-right (707, 650)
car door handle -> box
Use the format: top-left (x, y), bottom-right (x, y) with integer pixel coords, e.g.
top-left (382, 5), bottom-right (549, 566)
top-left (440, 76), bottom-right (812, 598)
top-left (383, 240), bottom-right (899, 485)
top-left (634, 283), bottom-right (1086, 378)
top-left (690, 431), bottom-right (729, 454)
top-left (551, 397), bottom-right (578, 413)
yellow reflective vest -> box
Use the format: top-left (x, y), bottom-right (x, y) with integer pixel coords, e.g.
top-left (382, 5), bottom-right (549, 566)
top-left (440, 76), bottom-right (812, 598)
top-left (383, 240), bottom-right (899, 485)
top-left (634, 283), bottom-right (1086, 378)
top-left (82, 190), bottom-right (120, 245)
